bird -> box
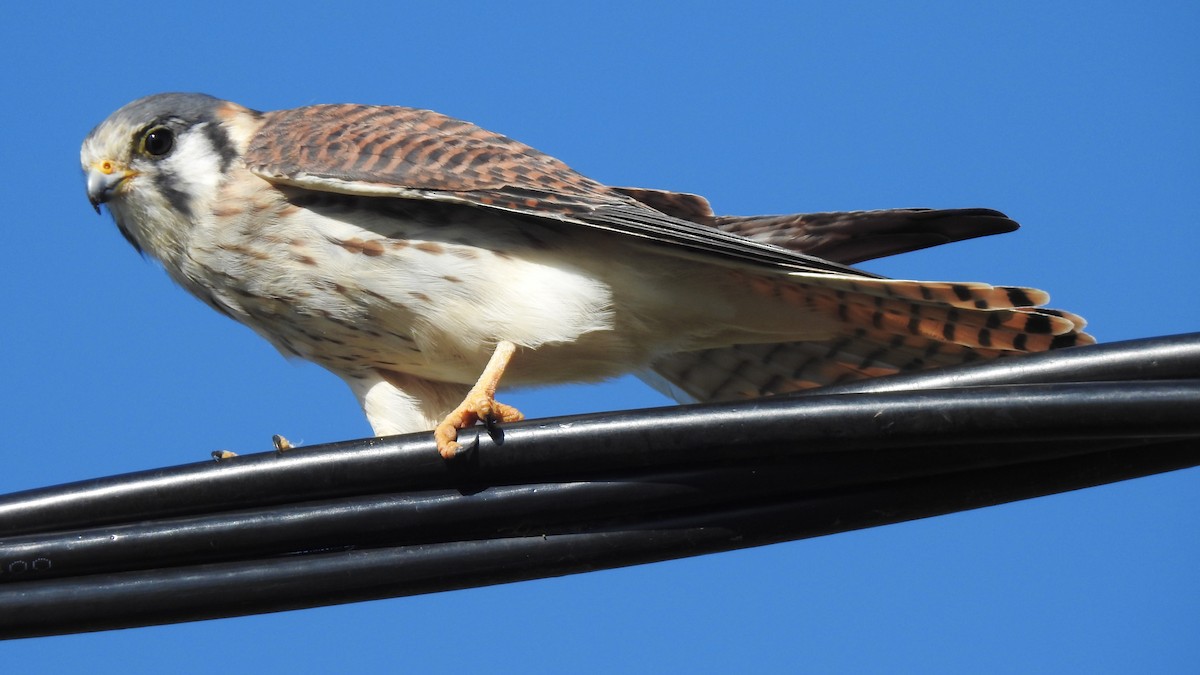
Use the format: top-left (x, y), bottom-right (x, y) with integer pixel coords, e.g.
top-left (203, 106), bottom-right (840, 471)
top-left (81, 93), bottom-right (1093, 459)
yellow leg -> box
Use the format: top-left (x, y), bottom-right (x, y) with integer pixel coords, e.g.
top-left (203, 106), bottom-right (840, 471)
top-left (435, 341), bottom-right (524, 459)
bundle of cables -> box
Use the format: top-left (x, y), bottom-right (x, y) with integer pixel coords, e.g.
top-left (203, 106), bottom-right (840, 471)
top-left (1, 333), bottom-right (1198, 639)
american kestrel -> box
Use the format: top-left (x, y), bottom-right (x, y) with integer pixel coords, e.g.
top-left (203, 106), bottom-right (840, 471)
top-left (81, 93), bottom-right (1092, 458)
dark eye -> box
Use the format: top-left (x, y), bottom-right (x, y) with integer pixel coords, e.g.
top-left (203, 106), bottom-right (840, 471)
top-left (142, 127), bottom-right (175, 157)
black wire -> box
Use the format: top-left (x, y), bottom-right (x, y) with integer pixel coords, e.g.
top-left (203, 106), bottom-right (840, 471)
top-left (1, 378), bottom-right (1195, 538)
top-left (0, 434), bottom-right (1174, 583)
top-left (0, 333), bottom-right (1197, 639)
top-left (2, 437), bottom-right (1195, 639)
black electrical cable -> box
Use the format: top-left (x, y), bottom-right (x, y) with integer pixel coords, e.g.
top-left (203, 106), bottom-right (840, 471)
top-left (1, 438), bottom-right (1195, 639)
top-left (2, 378), bottom-right (1196, 538)
top-left (0, 333), bottom-right (1197, 639)
top-left (4, 333), bottom-right (1194, 538)
top-left (0, 435), bottom-right (1175, 584)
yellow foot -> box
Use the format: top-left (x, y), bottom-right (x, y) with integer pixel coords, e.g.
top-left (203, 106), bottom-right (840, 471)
top-left (435, 396), bottom-right (523, 459)
top-left (212, 450), bottom-right (238, 461)
top-left (434, 340), bottom-right (523, 459)
top-left (272, 434), bottom-right (293, 452)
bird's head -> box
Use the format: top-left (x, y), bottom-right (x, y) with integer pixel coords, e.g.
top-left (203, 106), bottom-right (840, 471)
top-left (81, 92), bottom-right (256, 258)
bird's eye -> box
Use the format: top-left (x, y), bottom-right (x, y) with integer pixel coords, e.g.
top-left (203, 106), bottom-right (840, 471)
top-left (141, 126), bottom-right (175, 157)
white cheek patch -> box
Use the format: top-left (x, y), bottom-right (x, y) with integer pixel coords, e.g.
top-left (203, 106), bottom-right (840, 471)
top-left (99, 123), bottom-right (237, 264)
top-left (159, 124), bottom-right (227, 210)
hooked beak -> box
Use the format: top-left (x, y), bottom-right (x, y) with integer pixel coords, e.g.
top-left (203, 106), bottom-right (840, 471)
top-left (86, 162), bottom-right (135, 214)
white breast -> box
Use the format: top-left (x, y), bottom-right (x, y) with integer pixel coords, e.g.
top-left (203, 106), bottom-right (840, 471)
top-left (178, 180), bottom-right (620, 384)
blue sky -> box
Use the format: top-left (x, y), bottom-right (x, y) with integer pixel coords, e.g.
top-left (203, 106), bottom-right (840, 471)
top-left (2, 1), bottom-right (1197, 672)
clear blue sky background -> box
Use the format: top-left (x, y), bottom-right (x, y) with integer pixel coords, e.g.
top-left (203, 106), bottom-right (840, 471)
top-left (2, 1), bottom-right (1197, 672)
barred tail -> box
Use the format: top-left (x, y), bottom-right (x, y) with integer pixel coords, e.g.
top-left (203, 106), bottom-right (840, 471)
top-left (647, 273), bottom-right (1092, 403)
